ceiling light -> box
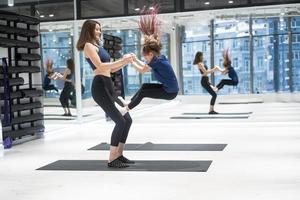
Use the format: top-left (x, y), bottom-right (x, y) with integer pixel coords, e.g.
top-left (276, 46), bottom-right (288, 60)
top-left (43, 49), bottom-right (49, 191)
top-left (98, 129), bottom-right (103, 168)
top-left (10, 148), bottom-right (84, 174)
top-left (228, 0), bottom-right (234, 4)
top-left (134, 8), bottom-right (140, 11)
top-left (8, 0), bottom-right (14, 7)
top-left (49, 14), bottom-right (54, 17)
top-left (40, 15), bottom-right (45, 18)
top-left (204, 1), bottom-right (210, 5)
top-left (149, 6), bottom-right (154, 10)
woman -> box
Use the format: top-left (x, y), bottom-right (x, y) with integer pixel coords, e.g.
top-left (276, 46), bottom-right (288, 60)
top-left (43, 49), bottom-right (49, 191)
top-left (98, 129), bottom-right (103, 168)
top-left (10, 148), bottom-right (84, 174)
top-left (193, 52), bottom-right (218, 114)
top-left (121, 6), bottom-right (179, 111)
top-left (59, 58), bottom-right (75, 116)
top-left (214, 49), bottom-right (239, 92)
top-left (77, 20), bottom-right (133, 168)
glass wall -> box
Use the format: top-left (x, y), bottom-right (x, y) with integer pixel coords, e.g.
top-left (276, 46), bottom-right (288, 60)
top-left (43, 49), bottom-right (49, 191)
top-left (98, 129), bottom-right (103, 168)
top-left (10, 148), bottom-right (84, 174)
top-left (181, 16), bottom-right (300, 95)
top-left (292, 17), bottom-right (300, 92)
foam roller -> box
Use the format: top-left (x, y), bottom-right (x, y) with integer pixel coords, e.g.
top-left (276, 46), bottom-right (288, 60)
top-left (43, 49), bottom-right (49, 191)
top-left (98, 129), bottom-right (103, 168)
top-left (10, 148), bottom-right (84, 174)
top-left (21, 89), bottom-right (43, 98)
top-left (17, 53), bottom-right (41, 61)
top-left (0, 11), bottom-right (39, 25)
top-left (0, 77), bottom-right (24, 86)
top-left (3, 125), bottom-right (44, 139)
top-left (103, 34), bottom-right (114, 41)
top-left (10, 113), bottom-right (43, 125)
top-left (0, 66), bottom-right (41, 74)
top-left (114, 37), bottom-right (122, 43)
top-left (10, 102), bottom-right (42, 112)
top-left (0, 25), bottom-right (38, 37)
top-left (0, 37), bottom-right (39, 48)
top-left (0, 91), bottom-right (23, 100)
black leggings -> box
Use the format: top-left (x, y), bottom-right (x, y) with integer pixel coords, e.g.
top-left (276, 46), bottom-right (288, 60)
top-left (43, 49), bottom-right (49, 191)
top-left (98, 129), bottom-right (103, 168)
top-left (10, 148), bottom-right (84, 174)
top-left (201, 76), bottom-right (217, 106)
top-left (216, 79), bottom-right (238, 90)
top-left (43, 84), bottom-right (58, 92)
top-left (128, 83), bottom-right (178, 110)
top-left (59, 82), bottom-right (74, 108)
top-left (92, 75), bottom-right (132, 147)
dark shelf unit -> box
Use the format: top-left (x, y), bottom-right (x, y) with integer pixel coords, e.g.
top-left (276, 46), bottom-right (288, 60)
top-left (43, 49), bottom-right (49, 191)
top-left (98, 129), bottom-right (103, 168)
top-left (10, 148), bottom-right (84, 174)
top-left (0, 11), bottom-right (44, 143)
top-left (103, 34), bottom-right (125, 99)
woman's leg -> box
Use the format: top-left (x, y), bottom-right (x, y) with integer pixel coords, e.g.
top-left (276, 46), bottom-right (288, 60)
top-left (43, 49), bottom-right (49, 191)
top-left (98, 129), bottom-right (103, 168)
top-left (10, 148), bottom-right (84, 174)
top-left (216, 79), bottom-right (238, 90)
top-left (59, 85), bottom-right (68, 114)
top-left (202, 78), bottom-right (217, 113)
top-left (128, 83), bottom-right (177, 110)
top-left (92, 77), bottom-right (131, 167)
top-left (59, 83), bottom-right (74, 115)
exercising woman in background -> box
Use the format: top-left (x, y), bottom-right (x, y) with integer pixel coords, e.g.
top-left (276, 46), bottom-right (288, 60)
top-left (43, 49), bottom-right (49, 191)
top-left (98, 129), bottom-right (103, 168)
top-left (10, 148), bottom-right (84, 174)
top-left (193, 52), bottom-right (218, 114)
top-left (77, 20), bottom-right (134, 168)
top-left (59, 58), bottom-right (75, 116)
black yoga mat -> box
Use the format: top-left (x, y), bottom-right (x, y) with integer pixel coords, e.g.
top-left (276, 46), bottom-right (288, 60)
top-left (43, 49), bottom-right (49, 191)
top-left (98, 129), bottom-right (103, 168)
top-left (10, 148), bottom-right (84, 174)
top-left (182, 112), bottom-right (253, 115)
top-left (170, 116), bottom-right (249, 119)
top-left (44, 118), bottom-right (74, 121)
top-left (37, 160), bottom-right (212, 172)
top-left (44, 114), bottom-right (92, 117)
top-left (89, 142), bottom-right (227, 151)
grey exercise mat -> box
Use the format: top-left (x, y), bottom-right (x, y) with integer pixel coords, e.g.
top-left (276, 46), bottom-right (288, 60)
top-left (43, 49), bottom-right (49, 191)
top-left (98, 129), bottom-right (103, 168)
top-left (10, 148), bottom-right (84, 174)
top-left (182, 112), bottom-right (252, 115)
top-left (37, 160), bottom-right (212, 172)
top-left (171, 116), bottom-right (249, 119)
top-left (44, 114), bottom-right (91, 117)
top-left (89, 142), bottom-right (227, 151)
top-left (44, 118), bottom-right (74, 121)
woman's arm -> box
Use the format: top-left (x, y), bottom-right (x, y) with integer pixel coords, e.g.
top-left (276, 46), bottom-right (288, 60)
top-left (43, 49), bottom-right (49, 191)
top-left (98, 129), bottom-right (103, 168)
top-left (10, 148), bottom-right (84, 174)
top-left (214, 66), bottom-right (227, 74)
top-left (84, 43), bottom-right (131, 71)
top-left (131, 61), bottom-right (151, 74)
top-left (57, 69), bottom-right (71, 81)
top-left (197, 63), bottom-right (217, 75)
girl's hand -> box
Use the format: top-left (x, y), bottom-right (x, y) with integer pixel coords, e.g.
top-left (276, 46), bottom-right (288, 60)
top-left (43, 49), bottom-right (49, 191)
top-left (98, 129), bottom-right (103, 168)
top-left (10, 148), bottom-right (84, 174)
top-left (122, 54), bottom-right (133, 64)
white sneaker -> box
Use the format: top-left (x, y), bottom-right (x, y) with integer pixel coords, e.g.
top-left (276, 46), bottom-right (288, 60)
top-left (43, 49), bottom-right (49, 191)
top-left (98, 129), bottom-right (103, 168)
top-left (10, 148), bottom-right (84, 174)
top-left (117, 96), bottom-right (130, 106)
top-left (114, 102), bottom-right (128, 116)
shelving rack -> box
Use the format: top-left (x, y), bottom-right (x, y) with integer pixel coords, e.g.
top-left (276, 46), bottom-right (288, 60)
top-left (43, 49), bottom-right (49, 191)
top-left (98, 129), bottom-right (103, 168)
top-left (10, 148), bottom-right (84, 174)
top-left (0, 10), bottom-right (44, 145)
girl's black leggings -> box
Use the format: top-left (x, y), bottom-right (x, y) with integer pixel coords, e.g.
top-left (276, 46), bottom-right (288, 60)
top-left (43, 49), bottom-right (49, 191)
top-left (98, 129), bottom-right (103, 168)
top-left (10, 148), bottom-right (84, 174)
top-left (59, 82), bottom-right (74, 108)
top-left (128, 83), bottom-right (178, 110)
top-left (92, 75), bottom-right (132, 147)
top-left (201, 76), bottom-right (217, 106)
top-left (216, 79), bottom-right (238, 90)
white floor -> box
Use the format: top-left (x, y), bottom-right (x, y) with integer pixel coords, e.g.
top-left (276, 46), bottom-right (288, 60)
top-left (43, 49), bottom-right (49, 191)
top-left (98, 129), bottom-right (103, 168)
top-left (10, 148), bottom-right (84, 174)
top-left (1, 100), bottom-right (300, 200)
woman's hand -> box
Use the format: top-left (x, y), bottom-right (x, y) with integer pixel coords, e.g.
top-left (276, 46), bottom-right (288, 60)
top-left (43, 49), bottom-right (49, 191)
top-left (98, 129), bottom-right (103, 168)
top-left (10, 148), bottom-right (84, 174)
top-left (212, 66), bottom-right (219, 72)
top-left (122, 54), bottom-right (133, 64)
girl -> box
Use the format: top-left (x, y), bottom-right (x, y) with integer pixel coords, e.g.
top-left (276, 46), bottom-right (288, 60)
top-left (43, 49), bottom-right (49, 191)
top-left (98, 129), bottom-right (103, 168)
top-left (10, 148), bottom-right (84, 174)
top-left (77, 20), bottom-right (133, 168)
top-left (214, 49), bottom-right (239, 92)
top-left (120, 6), bottom-right (179, 110)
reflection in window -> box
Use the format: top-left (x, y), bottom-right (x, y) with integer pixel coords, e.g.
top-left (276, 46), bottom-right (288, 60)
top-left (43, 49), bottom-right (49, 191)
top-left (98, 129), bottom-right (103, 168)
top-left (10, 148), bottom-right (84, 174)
top-left (41, 31), bottom-right (73, 97)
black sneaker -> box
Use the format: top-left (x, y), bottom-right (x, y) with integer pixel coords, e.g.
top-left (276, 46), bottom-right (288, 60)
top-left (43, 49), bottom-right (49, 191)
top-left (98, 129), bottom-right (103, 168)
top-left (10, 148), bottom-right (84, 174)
top-left (118, 155), bottom-right (135, 164)
top-left (208, 111), bottom-right (219, 115)
top-left (107, 158), bottom-right (129, 168)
